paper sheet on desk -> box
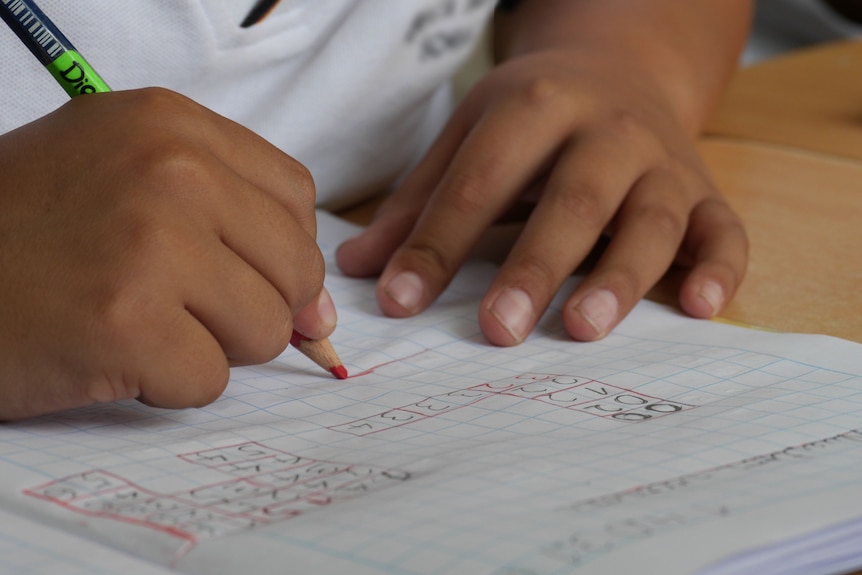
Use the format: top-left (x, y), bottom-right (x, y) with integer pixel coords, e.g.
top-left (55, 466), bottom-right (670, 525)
top-left (1, 211), bottom-right (862, 575)
top-left (0, 508), bottom-right (175, 574)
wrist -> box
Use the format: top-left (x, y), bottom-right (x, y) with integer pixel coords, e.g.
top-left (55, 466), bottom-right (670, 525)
top-left (493, 0), bottom-right (751, 134)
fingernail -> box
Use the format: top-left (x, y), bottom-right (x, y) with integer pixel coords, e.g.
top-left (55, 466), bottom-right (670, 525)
top-left (384, 271), bottom-right (424, 312)
top-left (490, 288), bottom-right (534, 344)
top-left (576, 289), bottom-right (618, 337)
top-left (698, 281), bottom-right (724, 317)
top-left (317, 287), bottom-right (337, 330)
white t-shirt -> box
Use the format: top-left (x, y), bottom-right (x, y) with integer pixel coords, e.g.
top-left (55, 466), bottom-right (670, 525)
top-left (0, 0), bottom-right (496, 209)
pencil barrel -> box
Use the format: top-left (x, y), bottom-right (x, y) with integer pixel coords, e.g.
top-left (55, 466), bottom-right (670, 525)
top-left (47, 50), bottom-right (110, 97)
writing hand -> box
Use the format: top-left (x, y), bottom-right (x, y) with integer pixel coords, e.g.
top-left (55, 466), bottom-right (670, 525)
top-left (0, 88), bottom-right (331, 419)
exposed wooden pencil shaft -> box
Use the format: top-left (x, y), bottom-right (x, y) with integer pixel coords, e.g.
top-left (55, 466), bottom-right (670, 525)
top-left (290, 331), bottom-right (347, 379)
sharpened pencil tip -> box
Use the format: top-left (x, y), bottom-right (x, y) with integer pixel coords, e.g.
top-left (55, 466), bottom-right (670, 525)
top-left (330, 365), bottom-right (349, 380)
top-left (291, 330), bottom-right (345, 378)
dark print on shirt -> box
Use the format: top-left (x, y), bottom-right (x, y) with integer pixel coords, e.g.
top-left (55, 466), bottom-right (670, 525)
top-left (405, 0), bottom-right (495, 60)
top-left (241, 0), bottom-right (281, 27)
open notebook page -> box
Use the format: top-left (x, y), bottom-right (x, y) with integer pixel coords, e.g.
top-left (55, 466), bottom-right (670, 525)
top-left (0, 508), bottom-right (175, 574)
top-left (1, 212), bottom-right (861, 575)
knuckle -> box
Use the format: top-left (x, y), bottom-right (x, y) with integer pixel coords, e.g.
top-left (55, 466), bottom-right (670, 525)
top-left (654, 159), bottom-right (695, 185)
top-left (126, 86), bottom-right (198, 118)
top-left (246, 312), bottom-right (293, 365)
top-left (131, 143), bottom-right (216, 199)
top-left (122, 214), bottom-right (180, 264)
top-left (278, 162), bottom-right (318, 232)
top-left (734, 220), bottom-right (750, 254)
top-left (704, 196), bottom-right (747, 230)
top-left (511, 253), bottom-right (560, 289)
top-left (638, 203), bottom-right (686, 242)
top-left (520, 76), bottom-right (566, 108)
top-left (553, 184), bottom-right (606, 225)
top-left (89, 234), bottom-right (180, 344)
top-left (90, 286), bottom-right (153, 361)
top-left (714, 211), bottom-right (750, 263)
top-left (607, 109), bottom-right (641, 138)
top-left (292, 229), bottom-right (326, 284)
top-left (404, 241), bottom-right (457, 278)
top-left (608, 266), bottom-right (642, 304)
top-left (119, 88), bottom-right (204, 136)
top-left (289, 161), bottom-right (316, 202)
top-left (307, 247), bottom-right (327, 288)
top-left (84, 371), bottom-right (136, 405)
top-left (296, 247), bottom-right (326, 307)
top-left (273, 159), bottom-right (317, 217)
top-left (443, 171), bottom-right (492, 218)
top-left (114, 99), bottom-right (219, 203)
top-left (602, 110), bottom-right (655, 149)
top-left (271, 235), bottom-right (325, 320)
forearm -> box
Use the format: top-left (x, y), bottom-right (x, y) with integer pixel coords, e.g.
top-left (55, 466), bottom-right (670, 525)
top-left (493, 0), bottom-right (753, 134)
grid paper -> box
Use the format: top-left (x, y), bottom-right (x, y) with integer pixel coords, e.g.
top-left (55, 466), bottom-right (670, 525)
top-left (1, 213), bottom-right (862, 574)
top-left (0, 508), bottom-right (174, 574)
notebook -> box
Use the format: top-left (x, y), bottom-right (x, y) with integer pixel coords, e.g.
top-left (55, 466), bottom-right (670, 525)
top-left (1, 212), bottom-right (861, 575)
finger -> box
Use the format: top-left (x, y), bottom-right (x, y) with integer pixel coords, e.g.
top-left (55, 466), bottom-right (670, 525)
top-left (0, 309), bottom-right (229, 416)
top-left (80, 196), bottom-right (314, 408)
top-left (334, 193), bottom-right (424, 279)
top-left (159, 153), bottom-right (326, 317)
top-left (563, 166), bottom-right (693, 341)
top-left (110, 224), bottom-right (305, 405)
top-left (76, 269), bottom-right (233, 409)
top-left (375, 83), bottom-right (579, 318)
top-left (135, 309), bottom-right (232, 409)
top-left (119, 89), bottom-right (319, 236)
top-left (678, 197), bottom-right (749, 318)
top-left (206, 121), bottom-right (319, 237)
top-left (478, 132), bottom-right (649, 346)
top-left (207, 162), bottom-right (331, 355)
top-left (182, 235), bottom-right (294, 366)
top-left (292, 287), bottom-right (338, 341)
top-left (336, 93), bottom-right (481, 278)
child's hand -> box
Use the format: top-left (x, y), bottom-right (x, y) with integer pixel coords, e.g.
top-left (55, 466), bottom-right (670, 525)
top-left (336, 48), bottom-right (747, 345)
top-left (0, 88), bottom-right (331, 420)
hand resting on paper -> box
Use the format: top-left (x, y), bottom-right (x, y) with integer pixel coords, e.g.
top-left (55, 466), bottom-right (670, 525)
top-left (336, 0), bottom-right (750, 347)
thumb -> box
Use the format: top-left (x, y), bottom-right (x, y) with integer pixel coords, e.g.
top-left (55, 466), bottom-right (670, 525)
top-left (291, 287), bottom-right (338, 340)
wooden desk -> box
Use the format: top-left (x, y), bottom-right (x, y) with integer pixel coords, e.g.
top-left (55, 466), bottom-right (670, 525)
top-left (700, 39), bottom-right (862, 342)
top-left (656, 139), bottom-right (862, 343)
top-left (706, 40), bottom-right (862, 161)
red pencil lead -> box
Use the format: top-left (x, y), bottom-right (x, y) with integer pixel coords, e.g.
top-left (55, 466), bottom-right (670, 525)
top-left (290, 330), bottom-right (346, 379)
top-left (330, 365), bottom-right (349, 380)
